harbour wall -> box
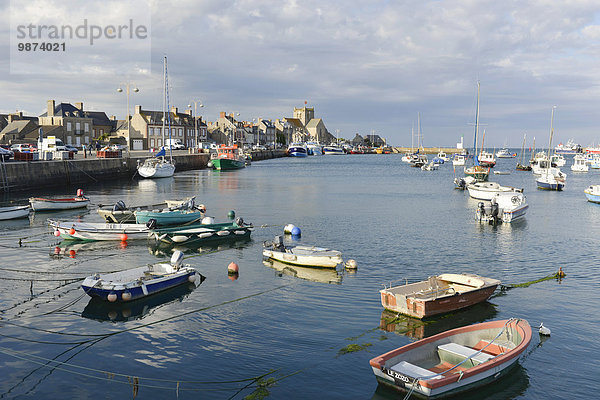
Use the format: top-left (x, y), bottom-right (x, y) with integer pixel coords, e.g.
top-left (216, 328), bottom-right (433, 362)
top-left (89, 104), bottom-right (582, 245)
top-left (1, 149), bottom-right (286, 193)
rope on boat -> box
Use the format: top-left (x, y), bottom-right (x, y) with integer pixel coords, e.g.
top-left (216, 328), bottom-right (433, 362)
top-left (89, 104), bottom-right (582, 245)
top-left (65, 159), bottom-right (99, 182)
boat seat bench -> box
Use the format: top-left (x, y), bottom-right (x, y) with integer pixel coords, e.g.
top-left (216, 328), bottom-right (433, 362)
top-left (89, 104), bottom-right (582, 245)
top-left (437, 343), bottom-right (494, 367)
top-left (389, 361), bottom-right (442, 380)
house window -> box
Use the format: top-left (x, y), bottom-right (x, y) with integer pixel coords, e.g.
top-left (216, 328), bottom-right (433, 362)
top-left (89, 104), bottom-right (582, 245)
top-left (157, 139), bottom-right (162, 147)
top-left (149, 127), bottom-right (154, 136)
top-left (93, 128), bottom-right (97, 136)
top-left (84, 123), bottom-right (89, 132)
top-left (66, 122), bottom-right (72, 131)
top-left (156, 127), bottom-right (161, 136)
top-left (76, 122), bottom-right (81, 132)
top-left (150, 138), bottom-right (155, 147)
top-left (178, 128), bottom-right (183, 137)
top-left (85, 136), bottom-right (90, 144)
top-left (67, 136), bottom-right (72, 144)
top-left (99, 129), bottom-right (104, 135)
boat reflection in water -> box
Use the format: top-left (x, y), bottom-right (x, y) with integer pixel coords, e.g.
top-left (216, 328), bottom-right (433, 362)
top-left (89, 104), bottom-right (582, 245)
top-left (81, 281), bottom-right (201, 322)
top-left (52, 239), bottom-right (140, 258)
top-left (263, 259), bottom-right (342, 285)
top-left (379, 301), bottom-right (498, 340)
top-left (148, 236), bottom-right (252, 258)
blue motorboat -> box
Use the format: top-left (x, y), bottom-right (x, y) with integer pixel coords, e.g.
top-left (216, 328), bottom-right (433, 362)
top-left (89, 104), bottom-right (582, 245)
top-left (287, 143), bottom-right (308, 157)
top-left (81, 251), bottom-right (203, 302)
top-left (584, 185), bottom-right (600, 203)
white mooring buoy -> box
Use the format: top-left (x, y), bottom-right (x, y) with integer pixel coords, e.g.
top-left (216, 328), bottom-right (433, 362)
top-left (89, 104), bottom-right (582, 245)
top-left (539, 322), bottom-right (551, 336)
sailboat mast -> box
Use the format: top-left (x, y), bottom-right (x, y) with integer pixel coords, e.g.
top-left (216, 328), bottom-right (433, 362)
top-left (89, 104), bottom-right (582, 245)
top-left (165, 57), bottom-right (173, 162)
top-left (473, 81), bottom-right (480, 165)
top-left (162, 56), bottom-right (166, 153)
top-left (548, 106), bottom-right (556, 160)
top-left (411, 123), bottom-right (414, 153)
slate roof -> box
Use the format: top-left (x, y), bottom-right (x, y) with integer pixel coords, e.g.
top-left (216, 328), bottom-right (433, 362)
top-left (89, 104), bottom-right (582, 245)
top-left (39, 103), bottom-right (85, 118)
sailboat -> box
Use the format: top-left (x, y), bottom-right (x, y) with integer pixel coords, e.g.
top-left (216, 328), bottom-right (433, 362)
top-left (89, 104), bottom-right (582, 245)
top-left (516, 134), bottom-right (532, 171)
top-left (137, 56), bottom-right (176, 179)
top-left (464, 82), bottom-right (490, 181)
top-left (536, 106), bottom-right (566, 190)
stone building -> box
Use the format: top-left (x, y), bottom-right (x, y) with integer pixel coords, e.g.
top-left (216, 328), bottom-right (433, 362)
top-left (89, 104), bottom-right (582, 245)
top-left (39, 100), bottom-right (97, 148)
top-left (0, 112), bottom-right (39, 144)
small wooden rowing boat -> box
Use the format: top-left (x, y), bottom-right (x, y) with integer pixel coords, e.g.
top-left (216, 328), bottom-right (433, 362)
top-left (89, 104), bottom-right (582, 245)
top-left (49, 220), bottom-right (151, 241)
top-left (0, 205), bottom-right (30, 220)
top-left (262, 236), bottom-right (342, 268)
top-left (29, 189), bottom-right (90, 211)
top-left (370, 318), bottom-right (532, 398)
top-left (81, 251), bottom-right (204, 302)
top-left (380, 273), bottom-right (500, 319)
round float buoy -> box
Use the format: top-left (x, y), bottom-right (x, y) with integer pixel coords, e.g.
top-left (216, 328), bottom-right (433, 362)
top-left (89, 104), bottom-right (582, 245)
top-left (54, 246), bottom-right (61, 255)
top-left (107, 293), bottom-right (117, 302)
top-left (69, 250), bottom-right (76, 258)
top-left (557, 267), bottom-right (566, 278)
top-left (291, 226), bottom-right (301, 237)
top-left (54, 230), bottom-right (61, 237)
top-left (188, 274), bottom-right (197, 283)
top-left (228, 210), bottom-right (236, 219)
top-left (76, 188), bottom-right (83, 197)
top-left (345, 259), bottom-right (358, 270)
top-left (207, 161), bottom-right (213, 168)
top-left (121, 291), bottom-right (132, 301)
top-left (198, 204), bottom-right (206, 213)
top-left (120, 233), bottom-right (128, 242)
top-left (284, 224), bottom-right (296, 234)
top-left (227, 262), bottom-right (239, 275)
top-left (539, 322), bottom-right (551, 336)
top-left (69, 228), bottom-right (76, 235)
top-left (202, 216), bottom-right (215, 225)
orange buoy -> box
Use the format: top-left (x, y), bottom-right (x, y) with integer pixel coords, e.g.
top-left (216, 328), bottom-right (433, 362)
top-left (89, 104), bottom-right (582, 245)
top-left (69, 228), bottom-right (76, 235)
top-left (69, 250), bottom-right (76, 258)
top-left (558, 267), bottom-right (566, 278)
top-left (54, 230), bottom-right (61, 237)
top-left (120, 233), bottom-right (128, 242)
top-left (76, 188), bottom-right (83, 197)
top-left (227, 262), bottom-right (239, 275)
top-left (54, 246), bottom-right (61, 255)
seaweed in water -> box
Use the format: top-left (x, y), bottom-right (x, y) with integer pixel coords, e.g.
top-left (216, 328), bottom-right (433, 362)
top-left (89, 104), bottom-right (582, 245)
top-left (338, 343), bottom-right (372, 356)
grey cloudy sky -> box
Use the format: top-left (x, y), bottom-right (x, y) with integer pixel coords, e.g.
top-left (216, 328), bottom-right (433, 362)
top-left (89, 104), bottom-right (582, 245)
top-left (2, 0), bottom-right (600, 147)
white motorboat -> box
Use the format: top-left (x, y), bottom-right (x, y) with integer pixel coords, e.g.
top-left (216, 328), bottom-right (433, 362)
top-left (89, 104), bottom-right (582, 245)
top-left (454, 176), bottom-right (476, 190)
top-left (476, 192), bottom-right (528, 223)
top-left (536, 173), bottom-right (565, 191)
top-left (0, 205), bottom-right (30, 220)
top-left (421, 161), bottom-right (439, 171)
top-left (571, 154), bottom-right (589, 172)
top-left (262, 236), bottom-right (342, 268)
top-left (435, 151), bottom-right (449, 162)
top-left (322, 144), bottom-right (345, 155)
top-left (584, 185), bottom-right (600, 203)
top-left (452, 154), bottom-right (466, 166)
top-left (466, 181), bottom-right (523, 201)
top-left (495, 148), bottom-right (514, 158)
top-left (306, 142), bottom-right (323, 156)
top-left (550, 154), bottom-right (566, 167)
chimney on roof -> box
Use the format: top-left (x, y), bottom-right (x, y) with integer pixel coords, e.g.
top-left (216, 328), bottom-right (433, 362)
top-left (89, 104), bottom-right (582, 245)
top-left (171, 106), bottom-right (178, 115)
top-left (220, 112), bottom-right (226, 118)
top-left (75, 102), bottom-right (83, 111)
top-left (47, 100), bottom-right (55, 117)
top-left (134, 105), bottom-right (141, 115)
top-left (110, 115), bottom-right (116, 120)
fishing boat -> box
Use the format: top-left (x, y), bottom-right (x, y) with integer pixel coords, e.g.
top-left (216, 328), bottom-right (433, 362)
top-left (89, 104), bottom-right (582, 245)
top-left (411, 154), bottom-right (428, 168)
top-left (495, 148), bottom-right (514, 158)
top-left (262, 236), bottom-right (342, 268)
top-left (97, 198), bottom-right (197, 223)
top-left (536, 107), bottom-right (566, 191)
top-left (50, 220), bottom-right (152, 241)
top-left (0, 205), bottom-right (30, 220)
top-left (322, 144), bottom-right (345, 155)
top-left (452, 154), bottom-right (465, 166)
top-left (464, 83), bottom-right (490, 182)
top-left (152, 217), bottom-right (252, 244)
top-left (550, 154), bottom-right (566, 167)
top-left (466, 181), bottom-right (523, 201)
top-left (137, 56), bottom-right (175, 179)
top-left (379, 273), bottom-right (500, 319)
top-left (81, 251), bottom-right (204, 302)
top-left (369, 318), bottom-right (532, 398)
top-left (515, 134), bottom-right (532, 171)
top-left (421, 161), bottom-right (439, 171)
top-left (555, 139), bottom-right (580, 155)
top-left (210, 144), bottom-right (246, 170)
top-left (584, 185), bottom-right (600, 203)
top-left (570, 154), bottom-right (589, 172)
top-left (476, 192), bottom-right (528, 224)
top-left (435, 151), bottom-right (448, 163)
top-left (29, 189), bottom-right (90, 211)
top-left (478, 150), bottom-right (496, 168)
top-left (306, 142), bottom-right (323, 155)
top-left (287, 142), bottom-right (308, 157)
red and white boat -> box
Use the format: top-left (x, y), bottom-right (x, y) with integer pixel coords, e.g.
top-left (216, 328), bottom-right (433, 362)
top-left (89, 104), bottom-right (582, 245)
top-left (29, 189), bottom-right (90, 211)
top-left (370, 318), bottom-right (532, 398)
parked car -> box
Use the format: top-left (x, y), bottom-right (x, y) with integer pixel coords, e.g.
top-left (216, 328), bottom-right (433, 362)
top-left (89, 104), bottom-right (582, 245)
top-left (10, 144), bottom-right (35, 152)
top-left (65, 144), bottom-right (79, 153)
top-left (110, 144), bottom-right (128, 151)
top-left (0, 147), bottom-right (13, 161)
top-left (253, 145), bottom-right (267, 151)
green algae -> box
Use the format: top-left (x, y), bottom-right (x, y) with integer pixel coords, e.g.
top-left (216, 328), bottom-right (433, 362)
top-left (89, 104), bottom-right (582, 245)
top-left (338, 342), bottom-right (372, 355)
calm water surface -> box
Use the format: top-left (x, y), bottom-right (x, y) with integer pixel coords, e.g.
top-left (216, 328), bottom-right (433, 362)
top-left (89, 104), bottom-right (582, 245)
top-left (0, 153), bottom-right (599, 399)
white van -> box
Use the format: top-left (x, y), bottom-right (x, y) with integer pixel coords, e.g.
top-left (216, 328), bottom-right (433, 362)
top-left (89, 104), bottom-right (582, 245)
top-left (41, 136), bottom-right (66, 152)
top-left (165, 139), bottom-right (185, 150)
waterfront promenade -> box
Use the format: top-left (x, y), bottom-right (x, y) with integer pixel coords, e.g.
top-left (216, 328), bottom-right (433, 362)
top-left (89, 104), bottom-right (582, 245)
top-left (0, 149), bottom-right (286, 193)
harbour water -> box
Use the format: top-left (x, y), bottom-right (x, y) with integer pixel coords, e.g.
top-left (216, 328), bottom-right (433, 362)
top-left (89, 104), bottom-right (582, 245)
top-left (0, 153), bottom-right (599, 399)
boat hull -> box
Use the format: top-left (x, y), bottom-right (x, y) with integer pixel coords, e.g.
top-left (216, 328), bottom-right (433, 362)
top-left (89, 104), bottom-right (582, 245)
top-left (135, 210), bottom-right (204, 226)
top-left (536, 179), bottom-right (564, 191)
top-left (137, 159), bottom-right (175, 178)
top-left (153, 223), bottom-right (252, 244)
top-left (467, 183), bottom-right (522, 201)
top-left (263, 246), bottom-right (342, 268)
top-left (0, 205), bottom-right (30, 220)
top-left (584, 186), bottom-right (600, 203)
top-left (50, 220), bottom-right (151, 241)
top-left (29, 197), bottom-right (89, 211)
top-left (370, 319), bottom-right (532, 398)
top-left (211, 158), bottom-right (245, 170)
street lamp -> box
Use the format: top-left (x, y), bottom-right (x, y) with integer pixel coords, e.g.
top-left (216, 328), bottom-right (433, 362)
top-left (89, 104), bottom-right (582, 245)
top-left (117, 83), bottom-right (139, 150)
top-left (188, 101), bottom-right (203, 149)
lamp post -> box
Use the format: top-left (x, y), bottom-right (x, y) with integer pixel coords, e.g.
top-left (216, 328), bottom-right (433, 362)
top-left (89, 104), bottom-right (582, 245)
top-left (188, 101), bottom-right (203, 149)
top-left (116, 83), bottom-right (139, 150)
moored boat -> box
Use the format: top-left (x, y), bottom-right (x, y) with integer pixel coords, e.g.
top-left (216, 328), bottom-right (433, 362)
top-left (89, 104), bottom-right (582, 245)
top-left (97, 198), bottom-right (197, 223)
top-left (466, 181), bottom-right (523, 201)
top-left (81, 251), bottom-right (204, 302)
top-left (210, 144), bottom-right (246, 170)
top-left (570, 154), bottom-right (589, 172)
top-left (152, 217), bottom-right (252, 244)
top-left (369, 318), bottom-right (532, 398)
top-left (50, 220), bottom-right (152, 241)
top-left (29, 189), bottom-right (90, 211)
top-left (137, 156), bottom-right (175, 178)
top-left (584, 185), bottom-right (600, 203)
top-left (262, 236), bottom-right (342, 268)
top-left (287, 143), bottom-right (308, 157)
top-left (322, 144), bottom-right (345, 155)
top-left (476, 192), bottom-right (528, 223)
top-left (495, 148), bottom-right (514, 158)
top-left (379, 273), bottom-right (500, 319)
top-left (135, 208), bottom-right (205, 227)
top-left (536, 173), bottom-right (565, 191)
top-left (0, 205), bottom-right (30, 220)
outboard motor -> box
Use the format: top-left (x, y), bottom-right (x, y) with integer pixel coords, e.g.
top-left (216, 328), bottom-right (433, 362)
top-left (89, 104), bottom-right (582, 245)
top-left (146, 218), bottom-right (157, 229)
top-left (170, 250), bottom-right (184, 270)
top-left (490, 201), bottom-right (500, 225)
top-left (235, 217), bottom-right (244, 227)
top-left (113, 200), bottom-right (126, 211)
top-left (477, 202), bottom-right (485, 221)
top-left (272, 235), bottom-right (285, 251)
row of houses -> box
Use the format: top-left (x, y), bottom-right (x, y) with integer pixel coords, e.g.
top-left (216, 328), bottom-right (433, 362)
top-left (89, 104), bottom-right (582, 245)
top-left (0, 100), bottom-right (345, 150)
